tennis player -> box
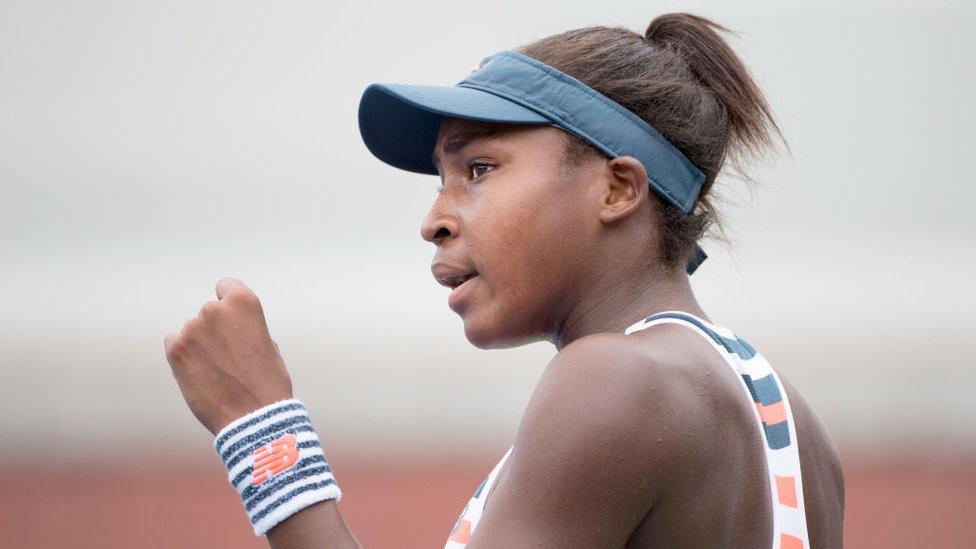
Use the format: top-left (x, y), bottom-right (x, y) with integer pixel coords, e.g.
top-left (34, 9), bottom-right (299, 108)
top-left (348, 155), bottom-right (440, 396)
top-left (164, 12), bottom-right (844, 548)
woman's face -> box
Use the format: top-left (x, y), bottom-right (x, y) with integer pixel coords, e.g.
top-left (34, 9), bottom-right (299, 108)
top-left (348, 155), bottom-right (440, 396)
top-left (422, 117), bottom-right (604, 348)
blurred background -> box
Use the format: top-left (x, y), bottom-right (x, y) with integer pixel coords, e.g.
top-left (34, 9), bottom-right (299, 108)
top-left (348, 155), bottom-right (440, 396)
top-left (1, 0), bottom-right (973, 547)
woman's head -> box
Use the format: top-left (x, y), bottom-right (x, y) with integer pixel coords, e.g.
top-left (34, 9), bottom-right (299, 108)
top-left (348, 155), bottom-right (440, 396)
top-left (359, 12), bottom-right (784, 348)
top-left (420, 14), bottom-right (784, 348)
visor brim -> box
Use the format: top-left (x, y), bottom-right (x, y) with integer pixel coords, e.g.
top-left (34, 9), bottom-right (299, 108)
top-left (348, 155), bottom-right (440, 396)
top-left (358, 83), bottom-right (550, 175)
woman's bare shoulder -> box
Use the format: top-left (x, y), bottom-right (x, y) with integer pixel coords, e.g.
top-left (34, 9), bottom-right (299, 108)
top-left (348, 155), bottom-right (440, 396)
top-left (468, 328), bottom-right (725, 546)
top-left (515, 326), bottom-right (734, 486)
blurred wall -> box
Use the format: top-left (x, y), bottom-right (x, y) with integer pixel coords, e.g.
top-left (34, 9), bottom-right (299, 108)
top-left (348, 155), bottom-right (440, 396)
top-left (1, 0), bottom-right (973, 547)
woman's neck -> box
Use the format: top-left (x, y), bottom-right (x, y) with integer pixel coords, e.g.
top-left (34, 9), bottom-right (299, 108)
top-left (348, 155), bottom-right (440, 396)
top-left (551, 265), bottom-right (707, 351)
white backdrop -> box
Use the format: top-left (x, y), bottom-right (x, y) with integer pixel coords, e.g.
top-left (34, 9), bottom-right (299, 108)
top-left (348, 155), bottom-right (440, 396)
top-left (1, 0), bottom-right (973, 463)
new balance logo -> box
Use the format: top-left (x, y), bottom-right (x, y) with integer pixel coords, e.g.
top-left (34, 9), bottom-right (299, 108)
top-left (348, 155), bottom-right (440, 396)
top-left (252, 433), bottom-right (299, 486)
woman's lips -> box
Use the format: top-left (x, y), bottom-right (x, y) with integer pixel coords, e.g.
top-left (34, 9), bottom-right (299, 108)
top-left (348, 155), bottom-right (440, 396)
top-left (430, 261), bottom-right (480, 311)
top-left (447, 274), bottom-right (479, 311)
top-left (431, 262), bottom-right (478, 289)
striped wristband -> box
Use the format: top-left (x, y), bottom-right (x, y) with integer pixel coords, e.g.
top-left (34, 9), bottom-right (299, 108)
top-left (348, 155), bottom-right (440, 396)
top-left (213, 398), bottom-right (341, 535)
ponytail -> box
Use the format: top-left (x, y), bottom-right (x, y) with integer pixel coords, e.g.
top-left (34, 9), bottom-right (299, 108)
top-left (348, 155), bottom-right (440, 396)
top-left (645, 13), bottom-right (787, 174)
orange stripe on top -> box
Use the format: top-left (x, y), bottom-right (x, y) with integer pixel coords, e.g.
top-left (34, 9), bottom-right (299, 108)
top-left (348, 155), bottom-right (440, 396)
top-left (448, 519), bottom-right (472, 544)
top-left (755, 401), bottom-right (787, 425)
top-left (775, 475), bottom-right (798, 508)
top-left (780, 533), bottom-right (804, 549)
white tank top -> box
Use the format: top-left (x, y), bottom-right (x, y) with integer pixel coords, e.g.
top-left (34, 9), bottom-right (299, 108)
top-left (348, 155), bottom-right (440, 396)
top-left (444, 311), bottom-right (811, 549)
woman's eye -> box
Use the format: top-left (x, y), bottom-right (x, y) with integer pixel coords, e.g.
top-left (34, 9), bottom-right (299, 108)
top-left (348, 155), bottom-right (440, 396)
top-left (470, 162), bottom-right (493, 180)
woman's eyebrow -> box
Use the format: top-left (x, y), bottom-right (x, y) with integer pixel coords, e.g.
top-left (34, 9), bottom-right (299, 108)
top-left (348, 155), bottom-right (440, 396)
top-left (431, 130), bottom-right (498, 168)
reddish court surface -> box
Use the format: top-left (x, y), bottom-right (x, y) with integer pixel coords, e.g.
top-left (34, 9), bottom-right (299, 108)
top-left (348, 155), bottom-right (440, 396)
top-left (1, 456), bottom-right (973, 548)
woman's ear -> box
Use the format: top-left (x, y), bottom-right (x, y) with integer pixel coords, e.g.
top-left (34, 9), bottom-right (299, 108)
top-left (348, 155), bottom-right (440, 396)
top-left (598, 156), bottom-right (649, 224)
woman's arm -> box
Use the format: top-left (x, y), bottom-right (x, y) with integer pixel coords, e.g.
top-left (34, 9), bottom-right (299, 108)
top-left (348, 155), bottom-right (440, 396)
top-left (163, 277), bottom-right (686, 547)
top-left (163, 277), bottom-right (362, 547)
top-left (265, 500), bottom-right (361, 549)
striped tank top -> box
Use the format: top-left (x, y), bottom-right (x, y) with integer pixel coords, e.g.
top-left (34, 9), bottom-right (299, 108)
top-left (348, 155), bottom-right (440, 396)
top-left (444, 311), bottom-right (811, 549)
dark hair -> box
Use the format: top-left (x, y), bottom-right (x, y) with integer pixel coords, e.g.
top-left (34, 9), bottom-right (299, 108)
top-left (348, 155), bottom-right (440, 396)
top-left (517, 12), bottom-right (786, 267)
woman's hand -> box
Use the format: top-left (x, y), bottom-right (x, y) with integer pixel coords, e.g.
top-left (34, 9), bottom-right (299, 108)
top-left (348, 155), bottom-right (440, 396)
top-left (163, 276), bottom-right (293, 435)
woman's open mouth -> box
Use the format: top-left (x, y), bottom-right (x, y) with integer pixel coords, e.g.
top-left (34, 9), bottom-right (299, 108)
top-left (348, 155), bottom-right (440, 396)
top-left (444, 272), bottom-right (477, 289)
top-left (431, 262), bottom-right (479, 290)
top-left (431, 262), bottom-right (481, 311)
top-left (446, 273), bottom-right (478, 311)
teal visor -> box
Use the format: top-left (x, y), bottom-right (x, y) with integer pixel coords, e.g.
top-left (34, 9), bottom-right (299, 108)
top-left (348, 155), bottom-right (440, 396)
top-left (358, 50), bottom-right (708, 274)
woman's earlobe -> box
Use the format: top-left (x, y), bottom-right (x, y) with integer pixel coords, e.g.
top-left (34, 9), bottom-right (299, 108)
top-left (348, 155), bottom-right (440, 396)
top-left (599, 156), bottom-right (649, 223)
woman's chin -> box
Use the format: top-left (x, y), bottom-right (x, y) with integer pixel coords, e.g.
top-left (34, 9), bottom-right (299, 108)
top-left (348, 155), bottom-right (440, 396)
top-left (461, 313), bottom-right (542, 350)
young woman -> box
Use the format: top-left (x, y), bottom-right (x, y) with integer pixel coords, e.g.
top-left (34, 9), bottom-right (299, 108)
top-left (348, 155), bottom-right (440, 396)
top-left (164, 12), bottom-right (844, 548)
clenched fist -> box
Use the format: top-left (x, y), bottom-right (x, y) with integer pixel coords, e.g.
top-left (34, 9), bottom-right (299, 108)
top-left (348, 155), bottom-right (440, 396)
top-left (164, 277), bottom-right (293, 435)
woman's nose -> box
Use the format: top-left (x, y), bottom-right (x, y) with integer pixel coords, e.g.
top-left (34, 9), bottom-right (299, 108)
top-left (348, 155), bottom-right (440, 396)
top-left (420, 197), bottom-right (459, 246)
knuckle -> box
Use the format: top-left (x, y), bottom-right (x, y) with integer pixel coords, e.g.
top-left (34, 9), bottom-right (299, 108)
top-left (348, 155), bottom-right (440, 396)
top-left (181, 316), bottom-right (202, 339)
top-left (165, 333), bottom-right (190, 361)
top-left (163, 334), bottom-right (177, 359)
top-left (228, 288), bottom-right (261, 309)
top-left (199, 300), bottom-right (221, 319)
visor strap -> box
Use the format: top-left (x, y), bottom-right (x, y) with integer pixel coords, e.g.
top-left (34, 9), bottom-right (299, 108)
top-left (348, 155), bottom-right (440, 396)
top-left (686, 245), bottom-right (708, 275)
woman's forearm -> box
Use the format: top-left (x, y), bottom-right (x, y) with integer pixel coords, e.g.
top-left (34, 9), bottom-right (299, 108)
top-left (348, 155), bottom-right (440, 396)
top-left (163, 279), bottom-right (361, 546)
top-left (266, 500), bottom-right (362, 549)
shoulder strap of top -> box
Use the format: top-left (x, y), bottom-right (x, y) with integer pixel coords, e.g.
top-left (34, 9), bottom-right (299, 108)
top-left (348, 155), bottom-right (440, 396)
top-left (625, 310), bottom-right (757, 360)
top-left (624, 311), bottom-right (812, 549)
top-left (445, 446), bottom-right (514, 548)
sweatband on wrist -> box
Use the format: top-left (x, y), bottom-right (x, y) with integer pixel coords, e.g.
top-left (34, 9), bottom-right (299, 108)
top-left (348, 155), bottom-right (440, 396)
top-left (213, 398), bottom-right (341, 536)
